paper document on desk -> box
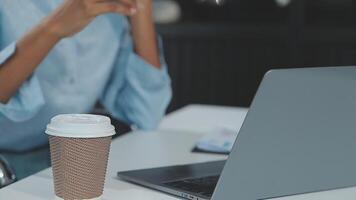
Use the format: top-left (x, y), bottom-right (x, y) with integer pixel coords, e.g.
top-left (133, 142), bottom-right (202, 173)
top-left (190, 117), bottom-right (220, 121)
top-left (194, 127), bottom-right (239, 154)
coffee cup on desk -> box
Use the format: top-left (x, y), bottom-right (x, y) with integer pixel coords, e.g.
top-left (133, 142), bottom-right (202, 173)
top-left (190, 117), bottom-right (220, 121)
top-left (46, 114), bottom-right (116, 200)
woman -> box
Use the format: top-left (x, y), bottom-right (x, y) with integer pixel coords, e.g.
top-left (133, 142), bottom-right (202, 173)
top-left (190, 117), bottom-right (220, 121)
top-left (0, 0), bottom-right (172, 177)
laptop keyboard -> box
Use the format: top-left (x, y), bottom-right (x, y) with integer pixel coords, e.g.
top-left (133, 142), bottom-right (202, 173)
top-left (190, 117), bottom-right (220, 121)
top-left (163, 175), bottom-right (220, 198)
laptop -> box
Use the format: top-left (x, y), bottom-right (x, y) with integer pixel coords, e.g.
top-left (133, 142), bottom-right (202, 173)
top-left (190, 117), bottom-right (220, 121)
top-left (118, 66), bottom-right (356, 200)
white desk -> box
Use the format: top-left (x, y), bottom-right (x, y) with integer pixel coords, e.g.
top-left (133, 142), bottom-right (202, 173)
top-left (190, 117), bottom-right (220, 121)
top-left (158, 104), bottom-right (248, 134)
top-left (0, 104), bottom-right (355, 200)
top-left (0, 130), bottom-right (228, 199)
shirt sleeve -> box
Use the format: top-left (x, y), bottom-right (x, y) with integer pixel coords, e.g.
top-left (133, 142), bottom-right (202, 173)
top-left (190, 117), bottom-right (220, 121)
top-left (0, 42), bottom-right (45, 122)
top-left (100, 18), bottom-right (172, 130)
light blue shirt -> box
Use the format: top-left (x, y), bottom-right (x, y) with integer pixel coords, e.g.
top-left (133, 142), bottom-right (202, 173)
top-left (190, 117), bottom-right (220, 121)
top-left (0, 0), bottom-right (172, 151)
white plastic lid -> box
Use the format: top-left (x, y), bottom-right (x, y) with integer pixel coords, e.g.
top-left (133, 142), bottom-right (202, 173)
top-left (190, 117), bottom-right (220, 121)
top-left (45, 114), bottom-right (116, 138)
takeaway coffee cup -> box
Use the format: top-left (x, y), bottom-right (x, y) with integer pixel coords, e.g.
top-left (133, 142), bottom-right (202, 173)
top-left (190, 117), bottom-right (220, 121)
top-left (45, 114), bottom-right (116, 200)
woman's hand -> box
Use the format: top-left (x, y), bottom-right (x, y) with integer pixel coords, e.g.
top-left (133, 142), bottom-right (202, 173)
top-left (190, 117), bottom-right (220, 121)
top-left (0, 0), bottom-right (137, 103)
top-left (44, 0), bottom-right (138, 39)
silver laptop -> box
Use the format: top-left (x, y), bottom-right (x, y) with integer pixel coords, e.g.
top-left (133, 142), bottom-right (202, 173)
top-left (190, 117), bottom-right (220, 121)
top-left (118, 66), bottom-right (356, 200)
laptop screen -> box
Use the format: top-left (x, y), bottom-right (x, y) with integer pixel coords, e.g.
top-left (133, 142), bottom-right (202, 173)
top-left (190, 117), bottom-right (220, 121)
top-left (212, 67), bottom-right (356, 200)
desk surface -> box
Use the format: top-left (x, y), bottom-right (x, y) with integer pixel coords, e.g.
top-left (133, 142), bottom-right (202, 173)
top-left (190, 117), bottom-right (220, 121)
top-left (0, 131), bottom-right (227, 199)
top-left (1, 104), bottom-right (355, 199)
top-left (158, 104), bottom-right (248, 134)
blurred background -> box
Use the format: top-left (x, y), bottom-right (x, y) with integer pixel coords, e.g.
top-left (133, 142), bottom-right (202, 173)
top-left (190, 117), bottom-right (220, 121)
top-left (153, 0), bottom-right (356, 111)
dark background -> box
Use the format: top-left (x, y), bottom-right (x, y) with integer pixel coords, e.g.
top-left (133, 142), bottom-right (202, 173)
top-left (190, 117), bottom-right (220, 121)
top-left (158, 0), bottom-right (356, 111)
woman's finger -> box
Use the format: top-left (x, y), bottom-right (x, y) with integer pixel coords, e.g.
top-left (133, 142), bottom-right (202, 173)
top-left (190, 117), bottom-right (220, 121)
top-left (118, 0), bottom-right (137, 7)
top-left (91, 2), bottom-right (136, 16)
top-left (95, 0), bottom-right (136, 8)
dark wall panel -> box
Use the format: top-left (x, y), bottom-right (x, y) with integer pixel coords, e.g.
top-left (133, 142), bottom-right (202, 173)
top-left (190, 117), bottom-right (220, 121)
top-left (161, 27), bottom-right (291, 110)
top-left (159, 0), bottom-right (356, 112)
